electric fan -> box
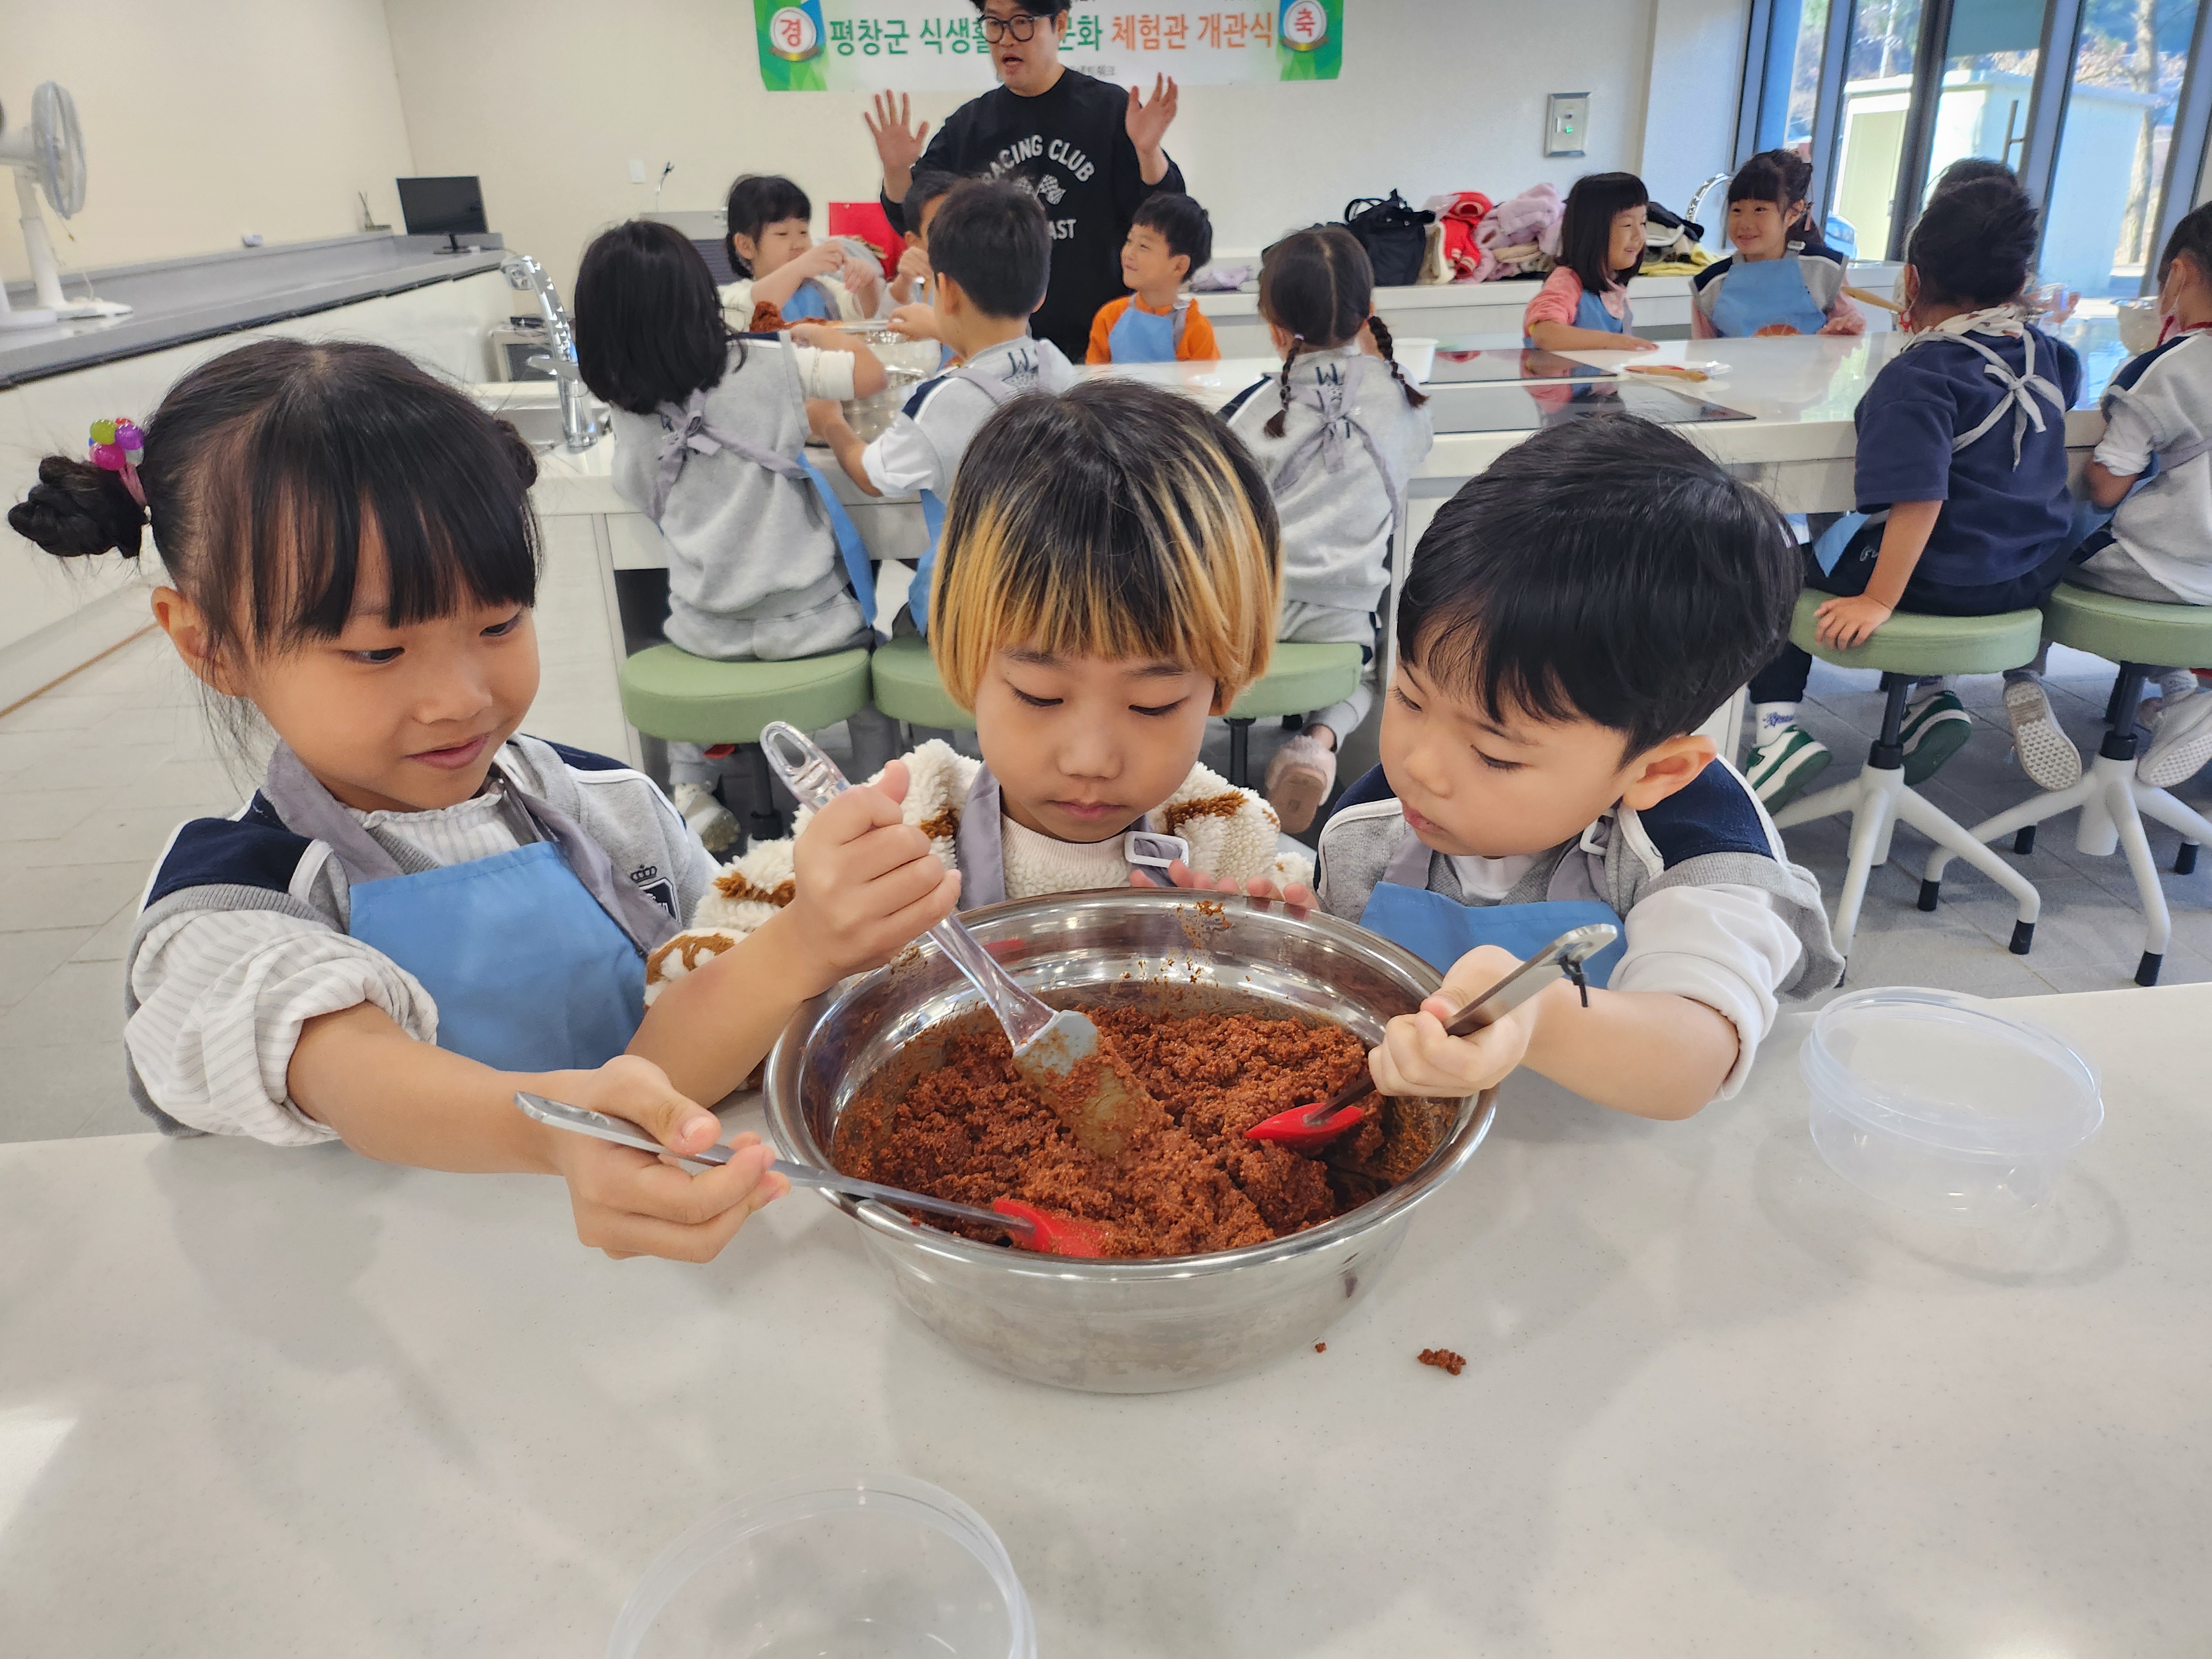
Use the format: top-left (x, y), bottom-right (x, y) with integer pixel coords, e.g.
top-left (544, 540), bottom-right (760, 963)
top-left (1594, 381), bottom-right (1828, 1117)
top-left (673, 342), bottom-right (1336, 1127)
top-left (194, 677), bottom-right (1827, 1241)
top-left (0, 82), bottom-right (131, 331)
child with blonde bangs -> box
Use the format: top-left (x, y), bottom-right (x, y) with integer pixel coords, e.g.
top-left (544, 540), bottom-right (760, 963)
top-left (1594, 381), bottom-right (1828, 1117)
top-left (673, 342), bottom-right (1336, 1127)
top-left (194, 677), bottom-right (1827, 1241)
top-left (644, 378), bottom-right (1311, 989)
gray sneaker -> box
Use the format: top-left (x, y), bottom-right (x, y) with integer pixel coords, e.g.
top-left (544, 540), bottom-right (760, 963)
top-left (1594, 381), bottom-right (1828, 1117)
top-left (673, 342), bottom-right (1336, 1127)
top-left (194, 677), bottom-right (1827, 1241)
top-left (1745, 724), bottom-right (1832, 812)
top-left (671, 782), bottom-right (741, 855)
top-left (2003, 678), bottom-right (2081, 791)
top-left (2141, 690), bottom-right (2212, 788)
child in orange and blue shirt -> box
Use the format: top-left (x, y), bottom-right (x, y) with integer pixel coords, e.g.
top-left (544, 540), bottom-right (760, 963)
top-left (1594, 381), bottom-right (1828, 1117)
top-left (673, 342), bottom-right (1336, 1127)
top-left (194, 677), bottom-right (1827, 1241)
top-left (1088, 192), bottom-right (1220, 364)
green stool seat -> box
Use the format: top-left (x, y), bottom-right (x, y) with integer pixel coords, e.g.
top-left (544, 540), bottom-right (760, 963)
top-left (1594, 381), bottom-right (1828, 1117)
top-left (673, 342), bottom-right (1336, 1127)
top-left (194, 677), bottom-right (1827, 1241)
top-left (1219, 642), bottom-right (1365, 786)
top-left (869, 633), bottom-right (977, 732)
top-left (1226, 642), bottom-right (1365, 720)
top-left (1790, 591), bottom-right (2043, 677)
top-left (2043, 583), bottom-right (2212, 666)
top-left (618, 644), bottom-right (871, 745)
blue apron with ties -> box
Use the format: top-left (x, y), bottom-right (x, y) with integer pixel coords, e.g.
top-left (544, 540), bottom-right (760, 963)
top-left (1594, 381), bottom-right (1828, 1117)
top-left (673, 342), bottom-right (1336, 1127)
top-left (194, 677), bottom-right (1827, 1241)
top-left (910, 358), bottom-right (1025, 635)
top-left (651, 386), bottom-right (877, 624)
top-left (1710, 256), bottom-right (1828, 337)
top-left (260, 745), bottom-right (679, 1073)
top-left (1527, 284), bottom-right (1631, 347)
top-left (1107, 298), bottom-right (1183, 363)
top-left (781, 278), bottom-right (838, 323)
top-left (1356, 823), bottom-right (1629, 988)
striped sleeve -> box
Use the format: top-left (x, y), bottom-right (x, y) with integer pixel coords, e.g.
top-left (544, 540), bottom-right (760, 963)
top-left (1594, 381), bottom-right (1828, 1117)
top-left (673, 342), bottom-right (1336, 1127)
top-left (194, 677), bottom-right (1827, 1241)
top-left (127, 907), bottom-right (440, 1145)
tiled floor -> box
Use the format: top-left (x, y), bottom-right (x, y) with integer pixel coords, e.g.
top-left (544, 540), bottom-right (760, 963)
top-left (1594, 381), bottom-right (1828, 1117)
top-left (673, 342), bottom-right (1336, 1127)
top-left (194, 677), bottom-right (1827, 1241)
top-left (4, 625), bottom-right (2209, 1144)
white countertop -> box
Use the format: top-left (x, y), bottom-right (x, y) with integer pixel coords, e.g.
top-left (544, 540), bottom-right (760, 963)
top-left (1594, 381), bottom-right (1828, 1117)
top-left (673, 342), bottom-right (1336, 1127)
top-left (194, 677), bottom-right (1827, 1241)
top-left (3, 984), bottom-right (2204, 1655)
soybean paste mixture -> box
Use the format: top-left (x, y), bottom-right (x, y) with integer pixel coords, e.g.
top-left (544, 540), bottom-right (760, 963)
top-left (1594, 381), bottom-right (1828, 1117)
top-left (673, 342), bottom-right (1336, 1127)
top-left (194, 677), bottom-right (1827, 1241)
top-left (834, 1007), bottom-right (1391, 1258)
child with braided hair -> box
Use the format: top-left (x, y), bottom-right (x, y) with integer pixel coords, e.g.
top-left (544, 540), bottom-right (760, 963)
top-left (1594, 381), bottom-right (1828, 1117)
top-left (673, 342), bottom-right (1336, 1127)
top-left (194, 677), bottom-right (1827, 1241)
top-left (1221, 226), bottom-right (1433, 831)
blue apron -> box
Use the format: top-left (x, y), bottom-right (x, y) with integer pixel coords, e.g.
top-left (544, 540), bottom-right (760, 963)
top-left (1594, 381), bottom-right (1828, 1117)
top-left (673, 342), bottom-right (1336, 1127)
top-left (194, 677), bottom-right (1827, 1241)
top-left (1526, 284), bottom-right (1630, 347)
top-left (651, 387), bottom-right (877, 624)
top-left (781, 278), bottom-right (838, 323)
top-left (1107, 299), bottom-right (1183, 363)
top-left (351, 843), bottom-right (644, 1073)
top-left (1356, 826), bottom-right (1627, 987)
top-left (1710, 257), bottom-right (1828, 337)
top-left (259, 745), bottom-right (676, 1074)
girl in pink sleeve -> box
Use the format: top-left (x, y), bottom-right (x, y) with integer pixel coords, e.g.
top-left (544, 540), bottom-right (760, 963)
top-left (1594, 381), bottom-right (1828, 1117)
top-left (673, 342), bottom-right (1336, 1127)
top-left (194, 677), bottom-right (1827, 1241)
top-left (1523, 173), bottom-right (1658, 352)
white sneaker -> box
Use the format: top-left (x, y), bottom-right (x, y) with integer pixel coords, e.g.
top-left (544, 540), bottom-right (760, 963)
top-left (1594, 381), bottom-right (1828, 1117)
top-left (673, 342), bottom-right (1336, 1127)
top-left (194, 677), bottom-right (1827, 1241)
top-left (2140, 690), bottom-right (2212, 787)
top-left (2003, 678), bottom-right (2081, 791)
top-left (1264, 733), bottom-right (1338, 834)
top-left (1744, 724), bottom-right (1832, 812)
top-left (672, 782), bottom-right (741, 855)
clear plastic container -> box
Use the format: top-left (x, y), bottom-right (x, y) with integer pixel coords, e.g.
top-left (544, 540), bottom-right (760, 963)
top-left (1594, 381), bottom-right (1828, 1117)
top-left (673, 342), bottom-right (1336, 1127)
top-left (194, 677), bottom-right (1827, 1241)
top-left (609, 1471), bottom-right (1035, 1659)
top-left (1802, 987), bottom-right (2103, 1223)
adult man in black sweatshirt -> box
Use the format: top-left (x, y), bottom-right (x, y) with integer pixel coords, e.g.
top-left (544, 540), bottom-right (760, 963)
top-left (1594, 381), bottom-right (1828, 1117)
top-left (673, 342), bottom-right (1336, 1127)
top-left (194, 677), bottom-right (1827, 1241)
top-left (867, 0), bottom-right (1186, 361)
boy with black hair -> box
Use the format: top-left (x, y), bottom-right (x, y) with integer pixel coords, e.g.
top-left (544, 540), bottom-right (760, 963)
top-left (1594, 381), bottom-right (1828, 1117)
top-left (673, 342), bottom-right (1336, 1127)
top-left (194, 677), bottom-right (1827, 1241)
top-left (813, 179), bottom-right (1078, 634)
top-left (1088, 191), bottom-right (1220, 363)
top-left (865, 0), bottom-right (1184, 360)
top-left (1309, 417), bottom-right (1842, 1119)
top-left (889, 167), bottom-right (962, 317)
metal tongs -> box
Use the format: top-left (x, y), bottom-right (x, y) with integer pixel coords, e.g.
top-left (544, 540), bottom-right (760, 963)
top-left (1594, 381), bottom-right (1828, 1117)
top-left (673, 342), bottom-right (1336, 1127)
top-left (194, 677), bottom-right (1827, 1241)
top-left (1243, 923), bottom-right (1620, 1151)
top-left (758, 721), bottom-right (1161, 1160)
top-left (513, 1091), bottom-right (1108, 1255)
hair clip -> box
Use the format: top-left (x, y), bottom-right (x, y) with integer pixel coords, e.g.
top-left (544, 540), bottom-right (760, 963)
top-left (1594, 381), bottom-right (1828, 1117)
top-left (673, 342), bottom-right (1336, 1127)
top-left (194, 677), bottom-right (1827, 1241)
top-left (89, 418), bottom-right (147, 508)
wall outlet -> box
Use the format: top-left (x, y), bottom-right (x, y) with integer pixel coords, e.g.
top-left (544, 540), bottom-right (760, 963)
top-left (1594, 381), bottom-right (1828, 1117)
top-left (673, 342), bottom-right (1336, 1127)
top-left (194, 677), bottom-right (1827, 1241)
top-left (629, 158), bottom-right (646, 184)
top-left (1545, 92), bottom-right (1589, 159)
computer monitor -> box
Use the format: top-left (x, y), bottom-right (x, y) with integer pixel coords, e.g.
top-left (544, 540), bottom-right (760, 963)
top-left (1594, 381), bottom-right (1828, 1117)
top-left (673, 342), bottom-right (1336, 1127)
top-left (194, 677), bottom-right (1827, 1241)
top-left (396, 176), bottom-right (488, 254)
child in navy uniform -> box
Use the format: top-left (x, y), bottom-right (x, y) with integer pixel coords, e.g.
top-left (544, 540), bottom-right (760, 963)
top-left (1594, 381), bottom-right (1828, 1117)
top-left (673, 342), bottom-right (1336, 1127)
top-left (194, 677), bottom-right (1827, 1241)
top-left (1745, 178), bottom-right (2082, 810)
top-left (814, 180), bottom-right (1078, 636)
top-left (1284, 418), bottom-right (1839, 1118)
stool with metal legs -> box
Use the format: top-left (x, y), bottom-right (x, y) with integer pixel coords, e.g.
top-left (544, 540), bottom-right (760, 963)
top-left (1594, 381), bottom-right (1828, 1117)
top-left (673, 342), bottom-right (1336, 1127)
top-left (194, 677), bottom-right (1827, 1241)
top-left (1769, 594), bottom-right (2047, 959)
top-left (1920, 585), bottom-right (2212, 986)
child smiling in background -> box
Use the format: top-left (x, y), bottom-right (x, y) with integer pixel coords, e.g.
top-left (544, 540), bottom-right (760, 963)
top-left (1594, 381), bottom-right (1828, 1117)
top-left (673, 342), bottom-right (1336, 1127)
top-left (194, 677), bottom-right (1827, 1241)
top-left (1522, 173), bottom-right (1660, 353)
top-left (1088, 191), bottom-right (1220, 363)
top-left (1691, 155), bottom-right (1864, 340)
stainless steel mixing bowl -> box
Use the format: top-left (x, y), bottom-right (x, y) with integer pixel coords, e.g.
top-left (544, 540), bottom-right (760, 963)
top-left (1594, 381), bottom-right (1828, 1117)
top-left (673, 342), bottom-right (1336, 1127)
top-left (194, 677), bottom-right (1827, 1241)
top-left (763, 891), bottom-right (1495, 1394)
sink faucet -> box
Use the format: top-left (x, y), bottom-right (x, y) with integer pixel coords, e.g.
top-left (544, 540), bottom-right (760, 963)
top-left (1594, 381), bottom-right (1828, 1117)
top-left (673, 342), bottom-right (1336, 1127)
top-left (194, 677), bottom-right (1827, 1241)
top-left (500, 252), bottom-right (600, 452)
top-left (1685, 171), bottom-right (1732, 252)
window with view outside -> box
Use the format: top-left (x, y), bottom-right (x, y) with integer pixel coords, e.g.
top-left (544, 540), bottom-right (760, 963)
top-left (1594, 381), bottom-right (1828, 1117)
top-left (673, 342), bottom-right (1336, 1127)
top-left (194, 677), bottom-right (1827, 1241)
top-left (1923, 0), bottom-right (2045, 215)
top-left (2044, 0), bottom-right (2204, 297)
top-left (1831, 0), bottom-right (1931, 258)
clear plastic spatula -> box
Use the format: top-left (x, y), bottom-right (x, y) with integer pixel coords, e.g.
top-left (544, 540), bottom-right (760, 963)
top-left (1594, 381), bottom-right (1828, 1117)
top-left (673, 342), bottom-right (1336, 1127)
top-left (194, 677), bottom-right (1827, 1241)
top-left (512, 1091), bottom-right (1110, 1255)
top-left (758, 722), bottom-right (1161, 1160)
top-left (1243, 922), bottom-right (1620, 1151)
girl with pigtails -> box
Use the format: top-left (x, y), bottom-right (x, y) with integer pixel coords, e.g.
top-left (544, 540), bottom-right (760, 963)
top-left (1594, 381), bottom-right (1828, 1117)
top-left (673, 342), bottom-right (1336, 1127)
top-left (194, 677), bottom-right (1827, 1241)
top-left (1220, 225), bottom-right (1434, 832)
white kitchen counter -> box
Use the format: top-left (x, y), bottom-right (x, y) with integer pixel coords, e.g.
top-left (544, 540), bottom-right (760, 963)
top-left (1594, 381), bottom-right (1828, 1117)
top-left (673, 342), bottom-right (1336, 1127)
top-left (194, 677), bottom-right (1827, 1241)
top-left (2, 984), bottom-right (2204, 1656)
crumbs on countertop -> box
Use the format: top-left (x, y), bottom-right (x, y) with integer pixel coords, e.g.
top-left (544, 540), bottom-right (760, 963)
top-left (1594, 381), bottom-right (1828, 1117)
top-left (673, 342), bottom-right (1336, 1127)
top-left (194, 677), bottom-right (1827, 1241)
top-left (1418, 1347), bottom-right (1465, 1376)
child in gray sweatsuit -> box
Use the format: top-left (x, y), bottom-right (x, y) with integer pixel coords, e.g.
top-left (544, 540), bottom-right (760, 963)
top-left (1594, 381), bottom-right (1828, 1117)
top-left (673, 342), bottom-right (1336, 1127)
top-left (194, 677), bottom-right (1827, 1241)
top-left (1307, 416), bottom-right (1840, 1119)
top-left (576, 218), bottom-right (902, 852)
top-left (1223, 227), bottom-right (1435, 832)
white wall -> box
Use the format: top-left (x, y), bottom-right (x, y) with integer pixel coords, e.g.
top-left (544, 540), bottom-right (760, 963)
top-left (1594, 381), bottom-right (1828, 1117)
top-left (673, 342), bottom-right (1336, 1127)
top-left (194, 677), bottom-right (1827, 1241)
top-left (384, 0), bottom-right (1747, 294)
top-left (1, 0), bottom-right (415, 283)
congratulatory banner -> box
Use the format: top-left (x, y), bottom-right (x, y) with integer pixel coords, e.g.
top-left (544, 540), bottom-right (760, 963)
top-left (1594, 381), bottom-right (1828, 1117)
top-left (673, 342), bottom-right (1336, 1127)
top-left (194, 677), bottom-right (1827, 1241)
top-left (754, 0), bottom-right (1343, 89)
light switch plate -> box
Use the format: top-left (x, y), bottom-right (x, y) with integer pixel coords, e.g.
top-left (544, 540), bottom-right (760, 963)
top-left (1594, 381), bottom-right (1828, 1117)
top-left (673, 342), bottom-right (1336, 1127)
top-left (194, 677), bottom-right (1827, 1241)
top-left (629, 158), bottom-right (646, 184)
top-left (1545, 92), bottom-right (1589, 158)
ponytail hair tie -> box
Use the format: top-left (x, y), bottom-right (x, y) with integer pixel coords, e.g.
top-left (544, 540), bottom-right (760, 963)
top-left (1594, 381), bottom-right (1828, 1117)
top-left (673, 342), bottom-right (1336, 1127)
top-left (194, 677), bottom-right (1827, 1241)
top-left (88, 418), bottom-right (147, 509)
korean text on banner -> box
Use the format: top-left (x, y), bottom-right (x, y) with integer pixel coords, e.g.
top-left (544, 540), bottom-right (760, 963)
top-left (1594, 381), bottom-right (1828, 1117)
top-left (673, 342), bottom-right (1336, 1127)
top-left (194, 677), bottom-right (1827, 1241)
top-left (753, 1), bottom-right (1343, 90)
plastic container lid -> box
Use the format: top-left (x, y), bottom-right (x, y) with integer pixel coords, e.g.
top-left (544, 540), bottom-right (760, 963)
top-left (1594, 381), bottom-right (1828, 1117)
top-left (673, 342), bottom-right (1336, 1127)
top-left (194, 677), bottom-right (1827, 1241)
top-left (609, 1470), bottom-right (1035, 1659)
top-left (1802, 987), bottom-right (2103, 1157)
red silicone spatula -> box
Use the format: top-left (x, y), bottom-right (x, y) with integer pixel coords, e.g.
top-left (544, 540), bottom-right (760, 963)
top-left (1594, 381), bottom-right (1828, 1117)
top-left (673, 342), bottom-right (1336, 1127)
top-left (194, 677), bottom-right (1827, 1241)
top-left (1244, 922), bottom-right (1620, 1151)
top-left (989, 1198), bottom-right (1112, 1257)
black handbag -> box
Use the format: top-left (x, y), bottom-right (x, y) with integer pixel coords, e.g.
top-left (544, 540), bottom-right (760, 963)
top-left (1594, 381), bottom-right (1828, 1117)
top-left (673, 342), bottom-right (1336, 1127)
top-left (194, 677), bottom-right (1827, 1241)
top-left (1342, 192), bottom-right (1436, 288)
